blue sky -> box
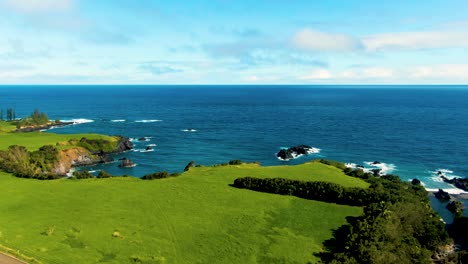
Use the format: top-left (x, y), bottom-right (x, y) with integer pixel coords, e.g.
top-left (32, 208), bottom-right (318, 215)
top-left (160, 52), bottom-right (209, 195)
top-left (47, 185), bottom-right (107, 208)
top-left (0, 0), bottom-right (467, 84)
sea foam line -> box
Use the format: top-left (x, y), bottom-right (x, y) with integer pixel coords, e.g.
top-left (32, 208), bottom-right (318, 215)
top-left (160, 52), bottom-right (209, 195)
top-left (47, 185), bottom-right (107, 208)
top-left (135, 120), bottom-right (162, 123)
top-left (61, 118), bottom-right (94, 124)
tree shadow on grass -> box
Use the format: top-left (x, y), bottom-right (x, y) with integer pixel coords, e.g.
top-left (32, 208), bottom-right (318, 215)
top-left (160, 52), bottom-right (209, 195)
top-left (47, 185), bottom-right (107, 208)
top-left (313, 216), bottom-right (359, 263)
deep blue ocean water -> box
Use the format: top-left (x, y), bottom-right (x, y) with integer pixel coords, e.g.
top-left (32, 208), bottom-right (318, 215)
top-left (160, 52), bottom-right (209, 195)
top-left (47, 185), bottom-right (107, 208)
top-left (1, 85), bottom-right (468, 192)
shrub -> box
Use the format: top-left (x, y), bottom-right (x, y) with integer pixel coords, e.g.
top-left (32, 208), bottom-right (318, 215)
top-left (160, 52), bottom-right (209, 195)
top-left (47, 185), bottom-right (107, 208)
top-left (73, 171), bottom-right (94, 179)
top-left (141, 171), bottom-right (180, 180)
top-left (97, 170), bottom-right (113, 178)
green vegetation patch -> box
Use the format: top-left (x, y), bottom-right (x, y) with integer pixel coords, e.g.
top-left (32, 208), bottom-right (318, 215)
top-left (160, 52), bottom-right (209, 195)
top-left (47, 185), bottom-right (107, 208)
top-left (0, 162), bottom-right (364, 263)
top-left (0, 131), bottom-right (117, 151)
top-left (188, 161), bottom-right (369, 188)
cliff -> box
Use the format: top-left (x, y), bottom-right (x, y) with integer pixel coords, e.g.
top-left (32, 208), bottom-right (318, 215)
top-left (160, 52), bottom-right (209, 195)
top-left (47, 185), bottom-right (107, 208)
top-left (53, 136), bottom-right (133, 176)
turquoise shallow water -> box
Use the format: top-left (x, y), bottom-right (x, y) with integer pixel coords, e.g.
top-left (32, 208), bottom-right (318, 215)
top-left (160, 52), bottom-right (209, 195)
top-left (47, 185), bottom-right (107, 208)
top-left (1, 85), bottom-right (467, 193)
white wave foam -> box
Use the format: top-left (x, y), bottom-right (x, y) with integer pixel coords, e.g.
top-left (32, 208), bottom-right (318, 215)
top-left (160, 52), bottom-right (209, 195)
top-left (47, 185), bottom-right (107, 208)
top-left (135, 120), bottom-right (162, 123)
top-left (111, 119), bottom-right (126, 122)
top-left (182, 129), bottom-right (197, 132)
top-left (276, 146), bottom-right (321, 161)
top-left (345, 163), bottom-right (357, 169)
top-left (133, 149), bottom-right (154, 153)
top-left (426, 188), bottom-right (468, 195)
top-left (66, 168), bottom-right (76, 178)
top-left (88, 170), bottom-right (101, 173)
top-left (363, 161), bottom-right (396, 176)
top-left (61, 118), bottom-right (94, 124)
top-left (146, 144), bottom-right (157, 147)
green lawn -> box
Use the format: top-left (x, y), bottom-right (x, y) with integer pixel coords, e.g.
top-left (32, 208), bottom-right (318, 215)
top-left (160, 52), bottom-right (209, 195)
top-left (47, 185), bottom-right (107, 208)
top-left (0, 162), bottom-right (366, 264)
top-left (0, 127), bottom-right (117, 151)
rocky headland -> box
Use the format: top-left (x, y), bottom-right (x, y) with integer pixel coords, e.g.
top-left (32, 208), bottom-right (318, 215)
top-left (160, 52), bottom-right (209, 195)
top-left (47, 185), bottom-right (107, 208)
top-left (54, 136), bottom-right (133, 175)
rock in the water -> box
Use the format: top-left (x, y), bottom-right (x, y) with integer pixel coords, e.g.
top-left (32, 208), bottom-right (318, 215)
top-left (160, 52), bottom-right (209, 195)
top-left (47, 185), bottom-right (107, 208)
top-left (434, 189), bottom-right (451, 200)
top-left (276, 145), bottom-right (316, 161)
top-left (138, 137), bottom-right (147, 141)
top-left (119, 158), bottom-right (136, 168)
top-left (371, 161), bottom-right (382, 165)
top-left (145, 146), bottom-right (153, 151)
top-left (411, 178), bottom-right (421, 185)
top-left (440, 176), bottom-right (468, 192)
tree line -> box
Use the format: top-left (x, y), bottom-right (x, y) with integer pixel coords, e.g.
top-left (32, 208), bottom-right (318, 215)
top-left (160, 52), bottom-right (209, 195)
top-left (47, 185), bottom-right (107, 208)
top-left (0, 108), bottom-right (16, 121)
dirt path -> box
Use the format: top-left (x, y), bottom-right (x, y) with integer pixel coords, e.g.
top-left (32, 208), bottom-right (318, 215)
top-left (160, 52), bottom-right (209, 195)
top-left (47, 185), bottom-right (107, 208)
top-left (0, 253), bottom-right (26, 264)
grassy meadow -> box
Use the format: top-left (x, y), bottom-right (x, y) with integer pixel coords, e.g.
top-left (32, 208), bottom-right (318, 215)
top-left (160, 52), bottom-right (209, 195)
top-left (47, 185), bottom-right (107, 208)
top-left (0, 121), bottom-right (117, 151)
top-left (0, 162), bottom-right (367, 264)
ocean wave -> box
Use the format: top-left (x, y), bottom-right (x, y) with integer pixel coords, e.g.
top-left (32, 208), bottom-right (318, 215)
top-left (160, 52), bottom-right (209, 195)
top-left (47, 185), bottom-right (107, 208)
top-left (276, 146), bottom-right (321, 161)
top-left (363, 161), bottom-right (396, 176)
top-left (111, 119), bottom-right (126, 122)
top-left (133, 148), bottom-right (155, 153)
top-left (61, 118), bottom-right (94, 124)
top-left (130, 137), bottom-right (151, 142)
top-left (146, 144), bottom-right (157, 147)
top-left (135, 120), bottom-right (162, 123)
top-left (426, 188), bottom-right (468, 195)
top-left (182, 129), bottom-right (197, 132)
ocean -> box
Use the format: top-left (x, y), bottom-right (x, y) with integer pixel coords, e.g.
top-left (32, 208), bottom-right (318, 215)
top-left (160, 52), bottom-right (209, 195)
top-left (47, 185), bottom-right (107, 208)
top-left (1, 85), bottom-right (467, 193)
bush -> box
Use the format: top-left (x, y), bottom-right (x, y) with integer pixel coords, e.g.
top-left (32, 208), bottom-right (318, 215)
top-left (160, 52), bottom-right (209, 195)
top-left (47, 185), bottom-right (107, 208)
top-left (73, 171), bottom-right (94, 179)
top-left (0, 144), bottom-right (59, 179)
top-left (228, 160), bottom-right (243, 165)
top-left (141, 171), bottom-right (180, 180)
top-left (97, 170), bottom-right (113, 178)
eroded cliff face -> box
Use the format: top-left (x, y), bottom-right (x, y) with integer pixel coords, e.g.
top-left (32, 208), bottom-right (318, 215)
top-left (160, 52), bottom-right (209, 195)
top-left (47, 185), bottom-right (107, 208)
top-left (52, 137), bottom-right (133, 176)
top-left (53, 147), bottom-right (96, 175)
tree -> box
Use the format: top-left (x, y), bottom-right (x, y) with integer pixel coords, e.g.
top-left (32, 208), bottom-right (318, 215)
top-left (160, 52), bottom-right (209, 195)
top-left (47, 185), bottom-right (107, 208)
top-left (6, 108), bottom-right (12, 121)
top-left (0, 109), bottom-right (3, 121)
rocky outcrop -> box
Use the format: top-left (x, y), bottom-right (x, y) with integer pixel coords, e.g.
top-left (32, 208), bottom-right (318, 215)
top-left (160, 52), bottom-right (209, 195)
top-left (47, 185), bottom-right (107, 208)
top-left (411, 178), bottom-right (421, 185)
top-left (53, 136), bottom-right (133, 176)
top-left (15, 121), bottom-right (74, 133)
top-left (113, 136), bottom-right (133, 153)
top-left (277, 145), bottom-right (316, 161)
top-left (447, 200), bottom-right (464, 215)
top-left (441, 175), bottom-right (468, 192)
top-left (54, 147), bottom-right (93, 175)
top-left (119, 158), bottom-right (136, 168)
top-left (434, 189), bottom-right (451, 200)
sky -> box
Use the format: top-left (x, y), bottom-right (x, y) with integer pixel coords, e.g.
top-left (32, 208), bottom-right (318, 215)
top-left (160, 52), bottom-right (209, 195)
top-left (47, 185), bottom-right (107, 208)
top-left (0, 0), bottom-right (468, 84)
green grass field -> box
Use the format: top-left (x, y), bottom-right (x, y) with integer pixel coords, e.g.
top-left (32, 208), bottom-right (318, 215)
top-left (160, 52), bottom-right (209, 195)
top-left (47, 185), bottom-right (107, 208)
top-left (0, 121), bottom-right (117, 151)
top-left (0, 162), bottom-right (366, 264)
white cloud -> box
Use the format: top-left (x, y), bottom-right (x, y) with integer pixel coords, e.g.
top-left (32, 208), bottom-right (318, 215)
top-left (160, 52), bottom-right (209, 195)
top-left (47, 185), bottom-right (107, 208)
top-left (408, 64), bottom-right (468, 80)
top-left (300, 69), bottom-right (332, 80)
top-left (338, 67), bottom-right (394, 80)
top-left (2, 0), bottom-right (74, 13)
top-left (363, 31), bottom-right (468, 51)
top-left (292, 29), bottom-right (363, 52)
top-left (293, 27), bottom-right (468, 53)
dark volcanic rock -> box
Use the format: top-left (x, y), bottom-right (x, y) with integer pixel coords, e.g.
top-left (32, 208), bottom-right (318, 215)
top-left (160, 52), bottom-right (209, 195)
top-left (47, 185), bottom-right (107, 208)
top-left (119, 158), bottom-right (136, 168)
top-left (370, 169), bottom-right (382, 176)
top-left (145, 146), bottom-right (152, 151)
top-left (441, 176), bottom-right (468, 192)
top-left (276, 145), bottom-right (314, 161)
top-left (371, 161), bottom-right (382, 165)
top-left (15, 121), bottom-right (75, 133)
top-left (447, 200), bottom-right (464, 215)
top-left (411, 178), bottom-right (421, 185)
top-left (138, 137), bottom-right (147, 141)
top-left (115, 137), bottom-right (133, 153)
top-left (434, 189), bottom-right (451, 200)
